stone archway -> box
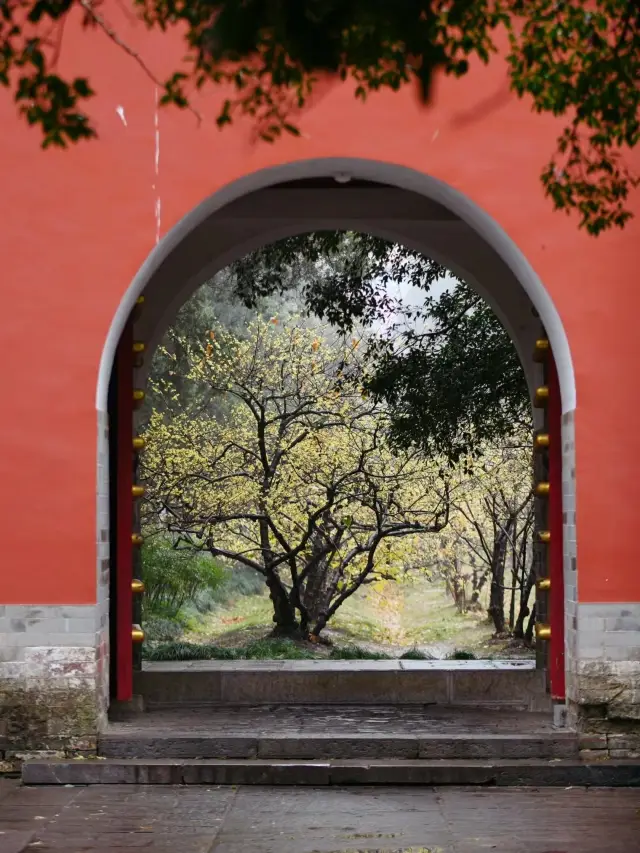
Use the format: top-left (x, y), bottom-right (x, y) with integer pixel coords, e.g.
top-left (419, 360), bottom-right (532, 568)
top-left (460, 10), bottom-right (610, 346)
top-left (99, 158), bottom-right (576, 718)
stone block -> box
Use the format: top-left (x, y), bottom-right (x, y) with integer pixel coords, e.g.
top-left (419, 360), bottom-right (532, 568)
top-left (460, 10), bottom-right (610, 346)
top-left (578, 749), bottom-right (609, 760)
top-left (100, 736), bottom-right (259, 759)
top-left (606, 617), bottom-right (640, 632)
top-left (607, 734), bottom-right (640, 750)
top-left (135, 670), bottom-right (223, 706)
top-left (23, 647), bottom-right (96, 664)
top-left (6, 633), bottom-right (96, 648)
top-left (65, 736), bottom-right (98, 752)
top-left (108, 694), bottom-right (145, 719)
top-left (179, 760), bottom-right (332, 786)
top-left (257, 735), bottom-right (419, 760)
top-left (602, 631), bottom-right (640, 650)
top-left (578, 734), bottom-right (607, 750)
top-left (6, 750), bottom-right (65, 761)
top-left (23, 759), bottom-right (133, 785)
top-left (220, 669), bottom-right (449, 705)
top-left (328, 760), bottom-right (497, 786)
top-left (0, 830), bottom-right (36, 853)
top-left (449, 670), bottom-right (545, 709)
top-left (607, 702), bottom-right (640, 721)
top-left (59, 606), bottom-right (98, 621)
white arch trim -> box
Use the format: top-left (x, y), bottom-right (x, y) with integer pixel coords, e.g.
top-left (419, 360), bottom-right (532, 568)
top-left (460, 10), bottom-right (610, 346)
top-left (96, 157), bottom-right (577, 413)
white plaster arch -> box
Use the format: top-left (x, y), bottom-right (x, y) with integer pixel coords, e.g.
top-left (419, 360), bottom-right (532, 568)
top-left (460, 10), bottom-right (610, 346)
top-left (96, 157), bottom-right (576, 412)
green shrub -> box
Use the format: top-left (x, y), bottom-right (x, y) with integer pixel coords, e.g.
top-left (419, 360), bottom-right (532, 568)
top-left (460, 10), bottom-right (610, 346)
top-left (448, 649), bottom-right (477, 660)
top-left (143, 642), bottom-right (239, 661)
top-left (142, 637), bottom-right (315, 661)
top-left (242, 638), bottom-right (315, 660)
top-left (143, 617), bottom-right (184, 643)
top-left (184, 565), bottom-right (266, 615)
top-left (141, 538), bottom-right (227, 618)
top-left (329, 645), bottom-right (391, 660)
top-left (400, 647), bottom-right (435, 660)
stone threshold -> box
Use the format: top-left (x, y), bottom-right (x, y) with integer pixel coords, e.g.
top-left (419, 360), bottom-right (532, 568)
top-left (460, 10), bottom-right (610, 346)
top-left (134, 659), bottom-right (549, 711)
top-left (141, 659), bottom-right (536, 671)
top-left (22, 757), bottom-right (640, 787)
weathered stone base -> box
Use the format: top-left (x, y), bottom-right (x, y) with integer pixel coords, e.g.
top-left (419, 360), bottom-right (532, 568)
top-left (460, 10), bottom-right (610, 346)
top-left (0, 676), bottom-right (101, 772)
top-left (0, 604), bottom-right (106, 771)
top-left (569, 658), bottom-right (640, 758)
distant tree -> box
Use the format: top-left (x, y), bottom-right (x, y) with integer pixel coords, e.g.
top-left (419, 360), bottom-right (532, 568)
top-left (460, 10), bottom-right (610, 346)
top-left (433, 438), bottom-right (535, 637)
top-left (3, 2), bottom-right (638, 233)
top-left (141, 265), bottom-right (309, 422)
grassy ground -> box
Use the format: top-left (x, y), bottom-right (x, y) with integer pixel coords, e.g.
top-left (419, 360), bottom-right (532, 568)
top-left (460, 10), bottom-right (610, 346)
top-left (174, 577), bottom-right (533, 660)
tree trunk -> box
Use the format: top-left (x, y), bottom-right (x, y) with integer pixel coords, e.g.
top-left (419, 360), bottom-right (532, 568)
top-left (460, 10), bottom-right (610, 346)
top-left (450, 558), bottom-right (466, 612)
top-left (265, 571), bottom-right (300, 637)
top-left (508, 541), bottom-right (517, 631)
top-left (487, 516), bottom-right (514, 634)
top-left (513, 565), bottom-right (536, 639)
top-left (300, 524), bottom-right (342, 636)
top-left (469, 564), bottom-right (488, 611)
top-left (524, 603), bottom-right (536, 645)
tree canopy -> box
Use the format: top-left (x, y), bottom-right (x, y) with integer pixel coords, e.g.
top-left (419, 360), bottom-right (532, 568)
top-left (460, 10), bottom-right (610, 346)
top-left (225, 231), bottom-right (530, 461)
top-left (142, 317), bottom-right (451, 636)
top-left (145, 231), bottom-right (529, 461)
top-left (2, 1), bottom-right (638, 233)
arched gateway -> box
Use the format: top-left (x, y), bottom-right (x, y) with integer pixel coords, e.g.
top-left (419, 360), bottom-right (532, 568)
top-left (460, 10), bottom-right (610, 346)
top-left (102, 160), bottom-right (574, 705)
top-left (1, 14), bottom-right (639, 762)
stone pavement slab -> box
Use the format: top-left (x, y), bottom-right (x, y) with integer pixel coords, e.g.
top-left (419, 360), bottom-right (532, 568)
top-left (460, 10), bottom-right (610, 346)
top-left (0, 784), bottom-right (639, 852)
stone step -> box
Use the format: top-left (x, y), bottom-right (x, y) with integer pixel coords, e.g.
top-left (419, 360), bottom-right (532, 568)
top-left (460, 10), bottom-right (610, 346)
top-left (136, 660), bottom-right (550, 711)
top-left (99, 732), bottom-right (577, 760)
top-left (103, 704), bottom-right (571, 761)
top-left (22, 757), bottom-right (640, 787)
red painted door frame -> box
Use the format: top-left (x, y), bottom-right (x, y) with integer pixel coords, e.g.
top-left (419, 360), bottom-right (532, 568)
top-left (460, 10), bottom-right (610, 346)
top-left (548, 353), bottom-right (565, 700)
top-left (115, 321), bottom-right (133, 701)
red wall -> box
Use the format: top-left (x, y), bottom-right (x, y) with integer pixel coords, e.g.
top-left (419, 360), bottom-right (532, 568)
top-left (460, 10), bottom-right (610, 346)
top-left (1, 7), bottom-right (639, 604)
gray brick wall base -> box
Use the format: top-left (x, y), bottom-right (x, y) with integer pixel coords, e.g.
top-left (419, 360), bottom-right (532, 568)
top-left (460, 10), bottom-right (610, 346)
top-left (0, 605), bottom-right (103, 769)
top-left (568, 602), bottom-right (640, 757)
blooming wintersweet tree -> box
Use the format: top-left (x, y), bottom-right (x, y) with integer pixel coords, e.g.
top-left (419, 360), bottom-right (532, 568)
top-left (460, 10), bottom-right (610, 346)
top-left (142, 317), bottom-right (451, 637)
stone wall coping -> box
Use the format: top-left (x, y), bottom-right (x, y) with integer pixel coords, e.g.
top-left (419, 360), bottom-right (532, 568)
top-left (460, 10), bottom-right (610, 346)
top-left (142, 659), bottom-right (537, 673)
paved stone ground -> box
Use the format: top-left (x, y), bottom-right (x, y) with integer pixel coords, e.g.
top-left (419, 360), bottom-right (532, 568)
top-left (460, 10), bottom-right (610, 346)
top-left (0, 782), bottom-right (639, 852)
top-left (107, 705), bottom-right (559, 736)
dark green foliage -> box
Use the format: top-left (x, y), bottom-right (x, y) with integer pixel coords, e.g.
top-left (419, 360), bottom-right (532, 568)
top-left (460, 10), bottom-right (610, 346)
top-left (242, 638), bottom-right (316, 660)
top-left (143, 638), bottom-right (317, 661)
top-left (399, 648), bottom-right (435, 661)
top-left (190, 565), bottom-right (265, 611)
top-left (228, 232), bottom-right (529, 462)
top-left (448, 650), bottom-right (477, 660)
top-left (143, 642), bottom-right (240, 661)
top-left (365, 286), bottom-right (529, 462)
top-left (142, 537), bottom-right (227, 618)
top-left (142, 638), bottom-right (426, 661)
top-left (148, 230), bottom-right (530, 463)
top-left (3, 2), bottom-right (637, 232)
top-left (329, 645), bottom-right (391, 661)
top-left (143, 617), bottom-right (184, 643)
top-left (229, 232), bottom-right (447, 331)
